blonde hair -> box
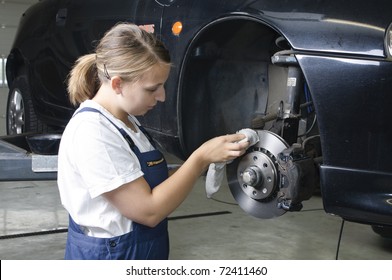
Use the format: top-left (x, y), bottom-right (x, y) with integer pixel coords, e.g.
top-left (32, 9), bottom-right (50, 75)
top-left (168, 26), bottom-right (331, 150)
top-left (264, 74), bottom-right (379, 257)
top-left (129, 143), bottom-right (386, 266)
top-left (67, 22), bottom-right (171, 106)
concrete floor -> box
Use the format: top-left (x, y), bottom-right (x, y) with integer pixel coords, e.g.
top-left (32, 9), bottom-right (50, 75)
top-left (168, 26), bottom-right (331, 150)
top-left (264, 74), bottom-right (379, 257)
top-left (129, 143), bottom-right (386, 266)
top-left (0, 164), bottom-right (391, 260)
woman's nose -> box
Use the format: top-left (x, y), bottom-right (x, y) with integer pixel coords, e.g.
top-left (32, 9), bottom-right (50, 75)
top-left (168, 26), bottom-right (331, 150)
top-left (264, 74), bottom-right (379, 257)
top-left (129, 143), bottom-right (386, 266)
top-left (155, 87), bottom-right (166, 102)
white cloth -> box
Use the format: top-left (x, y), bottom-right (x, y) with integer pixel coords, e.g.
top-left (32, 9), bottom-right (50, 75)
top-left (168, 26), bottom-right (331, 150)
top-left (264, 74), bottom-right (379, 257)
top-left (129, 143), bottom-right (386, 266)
top-left (205, 128), bottom-right (260, 198)
top-left (205, 162), bottom-right (226, 198)
top-left (57, 100), bottom-right (154, 238)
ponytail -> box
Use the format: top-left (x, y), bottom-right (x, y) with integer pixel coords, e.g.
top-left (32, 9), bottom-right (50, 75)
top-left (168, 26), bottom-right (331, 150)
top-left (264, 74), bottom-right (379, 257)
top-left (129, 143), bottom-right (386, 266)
top-left (67, 53), bottom-right (100, 106)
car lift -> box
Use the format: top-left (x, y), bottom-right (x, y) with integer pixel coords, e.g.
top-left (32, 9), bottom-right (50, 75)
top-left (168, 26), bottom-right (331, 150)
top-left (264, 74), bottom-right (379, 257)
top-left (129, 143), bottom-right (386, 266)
top-left (0, 133), bottom-right (181, 182)
top-left (0, 133), bottom-right (57, 181)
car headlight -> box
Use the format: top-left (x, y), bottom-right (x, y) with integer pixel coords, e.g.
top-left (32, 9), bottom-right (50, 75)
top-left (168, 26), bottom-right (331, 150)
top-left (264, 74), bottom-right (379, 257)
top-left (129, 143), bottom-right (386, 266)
top-left (385, 23), bottom-right (392, 60)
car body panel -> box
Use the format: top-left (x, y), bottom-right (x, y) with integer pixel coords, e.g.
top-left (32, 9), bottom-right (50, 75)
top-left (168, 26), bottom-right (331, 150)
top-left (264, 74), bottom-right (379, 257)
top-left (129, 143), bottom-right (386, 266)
top-left (297, 55), bottom-right (392, 224)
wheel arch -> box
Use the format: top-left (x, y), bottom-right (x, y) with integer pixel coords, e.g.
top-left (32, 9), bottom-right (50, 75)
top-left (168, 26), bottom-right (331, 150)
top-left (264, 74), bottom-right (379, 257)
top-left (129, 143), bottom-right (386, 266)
top-left (177, 16), bottom-right (287, 157)
top-left (5, 48), bottom-right (28, 86)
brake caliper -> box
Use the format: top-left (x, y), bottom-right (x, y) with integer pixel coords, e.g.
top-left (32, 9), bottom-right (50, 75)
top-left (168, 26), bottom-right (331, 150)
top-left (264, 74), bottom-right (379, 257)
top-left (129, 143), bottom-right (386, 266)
top-left (277, 144), bottom-right (317, 211)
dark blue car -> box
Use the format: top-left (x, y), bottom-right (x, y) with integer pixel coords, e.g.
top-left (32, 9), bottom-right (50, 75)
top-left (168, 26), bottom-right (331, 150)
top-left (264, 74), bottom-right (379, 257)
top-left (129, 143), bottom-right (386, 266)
top-left (5, 0), bottom-right (392, 235)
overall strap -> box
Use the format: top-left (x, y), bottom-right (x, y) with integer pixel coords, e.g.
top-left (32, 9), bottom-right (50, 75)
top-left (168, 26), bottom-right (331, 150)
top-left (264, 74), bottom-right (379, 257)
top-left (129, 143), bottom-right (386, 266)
top-left (138, 126), bottom-right (156, 148)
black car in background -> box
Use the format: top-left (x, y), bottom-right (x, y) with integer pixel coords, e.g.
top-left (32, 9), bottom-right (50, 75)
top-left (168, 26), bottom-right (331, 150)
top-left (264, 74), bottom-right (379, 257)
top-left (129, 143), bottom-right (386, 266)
top-left (6, 0), bottom-right (392, 233)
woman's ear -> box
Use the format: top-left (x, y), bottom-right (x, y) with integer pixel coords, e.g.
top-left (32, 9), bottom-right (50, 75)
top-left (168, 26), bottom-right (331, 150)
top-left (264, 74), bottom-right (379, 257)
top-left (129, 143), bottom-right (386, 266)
top-left (110, 76), bottom-right (122, 94)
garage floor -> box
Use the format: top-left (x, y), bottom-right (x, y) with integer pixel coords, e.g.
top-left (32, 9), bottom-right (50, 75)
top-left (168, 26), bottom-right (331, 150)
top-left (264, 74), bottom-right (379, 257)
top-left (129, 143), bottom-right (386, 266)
top-left (0, 155), bottom-right (391, 260)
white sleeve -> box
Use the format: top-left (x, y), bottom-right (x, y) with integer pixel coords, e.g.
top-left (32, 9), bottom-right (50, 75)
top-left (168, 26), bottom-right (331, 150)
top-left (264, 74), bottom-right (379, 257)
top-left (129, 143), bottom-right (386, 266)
top-left (72, 117), bottom-right (144, 199)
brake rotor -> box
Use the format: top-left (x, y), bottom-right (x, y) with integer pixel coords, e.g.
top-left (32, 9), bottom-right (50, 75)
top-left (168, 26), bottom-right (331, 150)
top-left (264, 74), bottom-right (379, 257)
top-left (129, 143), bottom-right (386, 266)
top-left (227, 130), bottom-right (289, 219)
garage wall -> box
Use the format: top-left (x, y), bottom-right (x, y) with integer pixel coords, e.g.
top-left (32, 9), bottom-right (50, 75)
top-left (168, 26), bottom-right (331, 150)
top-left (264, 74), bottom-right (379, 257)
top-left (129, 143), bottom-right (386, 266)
top-left (0, 1), bottom-right (38, 135)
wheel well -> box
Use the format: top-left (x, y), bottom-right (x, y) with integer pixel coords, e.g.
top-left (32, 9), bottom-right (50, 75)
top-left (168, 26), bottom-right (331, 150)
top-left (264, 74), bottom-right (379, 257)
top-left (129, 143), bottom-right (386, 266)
top-left (5, 49), bottom-right (27, 85)
top-left (179, 18), bottom-right (284, 156)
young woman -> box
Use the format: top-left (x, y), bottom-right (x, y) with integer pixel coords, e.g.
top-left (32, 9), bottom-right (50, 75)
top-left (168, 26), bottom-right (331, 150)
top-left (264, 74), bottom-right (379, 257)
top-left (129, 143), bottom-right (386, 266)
top-left (57, 22), bottom-right (249, 260)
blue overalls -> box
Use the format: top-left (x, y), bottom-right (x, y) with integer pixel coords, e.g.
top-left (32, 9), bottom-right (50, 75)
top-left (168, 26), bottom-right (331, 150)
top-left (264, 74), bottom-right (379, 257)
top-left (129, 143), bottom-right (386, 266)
top-left (64, 107), bottom-right (169, 260)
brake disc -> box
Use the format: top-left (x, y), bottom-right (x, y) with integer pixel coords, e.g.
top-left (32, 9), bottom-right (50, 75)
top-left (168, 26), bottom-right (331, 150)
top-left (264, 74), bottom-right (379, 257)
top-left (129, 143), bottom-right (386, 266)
top-left (227, 130), bottom-right (289, 219)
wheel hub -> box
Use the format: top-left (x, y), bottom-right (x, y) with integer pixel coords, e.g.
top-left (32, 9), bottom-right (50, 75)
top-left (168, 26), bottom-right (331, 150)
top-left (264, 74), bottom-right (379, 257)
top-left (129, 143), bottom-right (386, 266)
top-left (238, 152), bottom-right (277, 200)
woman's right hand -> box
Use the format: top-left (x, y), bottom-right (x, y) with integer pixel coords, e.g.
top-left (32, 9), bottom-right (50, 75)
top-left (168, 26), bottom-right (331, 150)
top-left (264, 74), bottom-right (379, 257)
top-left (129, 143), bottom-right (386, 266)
top-left (194, 133), bottom-right (250, 168)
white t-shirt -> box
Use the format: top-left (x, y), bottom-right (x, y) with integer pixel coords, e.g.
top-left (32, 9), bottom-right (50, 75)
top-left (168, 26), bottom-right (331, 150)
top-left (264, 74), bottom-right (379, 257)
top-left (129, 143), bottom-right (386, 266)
top-left (57, 100), bottom-right (154, 237)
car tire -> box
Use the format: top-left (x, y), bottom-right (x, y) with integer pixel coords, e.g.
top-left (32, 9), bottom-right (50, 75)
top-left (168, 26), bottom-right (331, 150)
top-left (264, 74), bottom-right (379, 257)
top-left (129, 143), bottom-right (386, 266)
top-left (371, 225), bottom-right (392, 239)
top-left (6, 75), bottom-right (45, 135)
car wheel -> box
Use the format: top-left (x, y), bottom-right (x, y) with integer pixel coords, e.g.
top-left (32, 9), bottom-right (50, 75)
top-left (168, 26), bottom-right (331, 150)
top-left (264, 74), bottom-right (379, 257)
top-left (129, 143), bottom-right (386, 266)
top-left (371, 225), bottom-right (392, 239)
top-left (6, 76), bottom-right (44, 135)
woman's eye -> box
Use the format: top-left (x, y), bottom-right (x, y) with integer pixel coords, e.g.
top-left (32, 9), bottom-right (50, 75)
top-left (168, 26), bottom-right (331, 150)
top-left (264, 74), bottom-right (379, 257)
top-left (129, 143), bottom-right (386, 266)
top-left (146, 87), bottom-right (159, 92)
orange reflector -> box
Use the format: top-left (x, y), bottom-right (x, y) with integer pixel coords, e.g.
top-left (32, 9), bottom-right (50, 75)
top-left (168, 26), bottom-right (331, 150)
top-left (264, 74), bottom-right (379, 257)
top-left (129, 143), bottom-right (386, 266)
top-left (172, 21), bottom-right (183, 36)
